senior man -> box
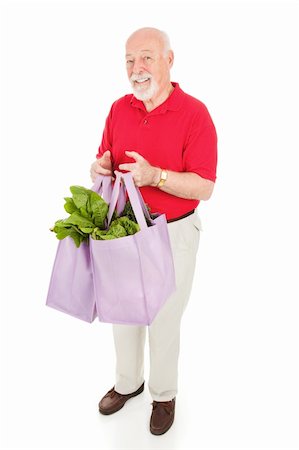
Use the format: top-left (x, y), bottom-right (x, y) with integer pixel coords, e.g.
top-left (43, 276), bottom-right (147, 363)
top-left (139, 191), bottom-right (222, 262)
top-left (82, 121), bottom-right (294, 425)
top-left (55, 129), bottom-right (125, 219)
top-left (90, 27), bottom-right (217, 435)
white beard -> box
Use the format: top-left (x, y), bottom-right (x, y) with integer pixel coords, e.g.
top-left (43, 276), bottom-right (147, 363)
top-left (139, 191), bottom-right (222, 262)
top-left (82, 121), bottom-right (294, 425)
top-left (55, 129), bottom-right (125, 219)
top-left (131, 78), bottom-right (159, 101)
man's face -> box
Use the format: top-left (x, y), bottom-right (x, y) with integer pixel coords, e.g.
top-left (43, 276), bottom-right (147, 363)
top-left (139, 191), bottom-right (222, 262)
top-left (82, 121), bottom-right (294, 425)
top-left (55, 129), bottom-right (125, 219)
top-left (125, 33), bottom-right (173, 101)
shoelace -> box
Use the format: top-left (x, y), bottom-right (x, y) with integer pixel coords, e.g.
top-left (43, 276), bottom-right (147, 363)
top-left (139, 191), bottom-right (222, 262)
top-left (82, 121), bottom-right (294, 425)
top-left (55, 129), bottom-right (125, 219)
top-left (151, 400), bottom-right (174, 415)
top-left (107, 388), bottom-right (119, 399)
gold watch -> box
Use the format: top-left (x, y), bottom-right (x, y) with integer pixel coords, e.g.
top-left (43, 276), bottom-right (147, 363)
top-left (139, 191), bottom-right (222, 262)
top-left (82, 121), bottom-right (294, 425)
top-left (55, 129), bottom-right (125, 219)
top-left (157, 169), bottom-right (168, 187)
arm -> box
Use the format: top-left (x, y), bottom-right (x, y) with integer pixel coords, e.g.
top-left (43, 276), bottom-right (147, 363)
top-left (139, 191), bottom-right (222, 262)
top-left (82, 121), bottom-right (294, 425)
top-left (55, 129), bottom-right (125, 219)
top-left (119, 151), bottom-right (215, 201)
top-left (150, 168), bottom-right (215, 201)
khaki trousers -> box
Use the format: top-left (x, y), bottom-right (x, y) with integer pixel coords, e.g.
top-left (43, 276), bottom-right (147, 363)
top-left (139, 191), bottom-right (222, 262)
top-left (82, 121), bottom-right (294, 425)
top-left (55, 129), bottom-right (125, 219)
top-left (112, 210), bottom-right (202, 401)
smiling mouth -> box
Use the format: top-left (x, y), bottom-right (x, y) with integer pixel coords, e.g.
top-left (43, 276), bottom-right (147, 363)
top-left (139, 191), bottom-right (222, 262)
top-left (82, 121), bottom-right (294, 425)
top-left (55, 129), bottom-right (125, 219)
top-left (134, 78), bottom-right (150, 84)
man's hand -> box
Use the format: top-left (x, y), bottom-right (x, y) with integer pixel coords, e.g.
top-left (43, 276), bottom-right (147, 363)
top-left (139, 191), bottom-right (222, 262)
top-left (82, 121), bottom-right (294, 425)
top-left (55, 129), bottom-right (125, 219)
top-left (90, 150), bottom-right (112, 182)
top-left (119, 151), bottom-right (160, 187)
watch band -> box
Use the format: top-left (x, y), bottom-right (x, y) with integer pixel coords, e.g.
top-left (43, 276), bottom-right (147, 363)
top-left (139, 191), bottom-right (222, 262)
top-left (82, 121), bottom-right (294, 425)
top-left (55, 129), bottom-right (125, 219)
top-left (157, 169), bottom-right (168, 187)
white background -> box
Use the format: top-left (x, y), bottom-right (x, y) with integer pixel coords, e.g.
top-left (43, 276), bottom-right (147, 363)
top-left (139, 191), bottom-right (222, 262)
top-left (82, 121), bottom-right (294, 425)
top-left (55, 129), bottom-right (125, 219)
top-left (1, 0), bottom-right (298, 449)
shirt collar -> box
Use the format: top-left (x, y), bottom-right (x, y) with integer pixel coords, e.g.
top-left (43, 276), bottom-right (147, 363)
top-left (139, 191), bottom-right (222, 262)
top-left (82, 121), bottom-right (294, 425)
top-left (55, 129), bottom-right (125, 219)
top-left (129, 82), bottom-right (184, 114)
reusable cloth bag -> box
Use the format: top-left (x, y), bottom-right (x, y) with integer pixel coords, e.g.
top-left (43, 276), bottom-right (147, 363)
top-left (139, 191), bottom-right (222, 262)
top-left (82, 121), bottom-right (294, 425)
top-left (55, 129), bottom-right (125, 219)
top-left (46, 175), bottom-right (113, 322)
top-left (90, 170), bottom-right (176, 326)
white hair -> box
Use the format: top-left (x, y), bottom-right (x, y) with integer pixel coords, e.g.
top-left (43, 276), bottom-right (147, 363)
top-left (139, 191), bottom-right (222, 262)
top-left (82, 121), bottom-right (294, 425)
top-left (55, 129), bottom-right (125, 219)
top-left (159, 30), bottom-right (171, 57)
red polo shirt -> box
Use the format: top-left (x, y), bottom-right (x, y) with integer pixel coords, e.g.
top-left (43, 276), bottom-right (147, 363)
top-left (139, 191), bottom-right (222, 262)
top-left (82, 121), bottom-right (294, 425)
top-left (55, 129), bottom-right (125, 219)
top-left (96, 82), bottom-right (217, 220)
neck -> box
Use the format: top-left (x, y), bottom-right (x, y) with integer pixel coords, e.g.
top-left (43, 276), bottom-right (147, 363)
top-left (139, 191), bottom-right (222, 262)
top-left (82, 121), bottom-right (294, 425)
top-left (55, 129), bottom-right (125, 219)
top-left (143, 82), bottom-right (174, 112)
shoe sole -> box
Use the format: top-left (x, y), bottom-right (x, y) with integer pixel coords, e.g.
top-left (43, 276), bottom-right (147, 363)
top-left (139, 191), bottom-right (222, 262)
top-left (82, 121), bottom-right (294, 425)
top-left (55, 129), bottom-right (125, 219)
top-left (99, 382), bottom-right (144, 415)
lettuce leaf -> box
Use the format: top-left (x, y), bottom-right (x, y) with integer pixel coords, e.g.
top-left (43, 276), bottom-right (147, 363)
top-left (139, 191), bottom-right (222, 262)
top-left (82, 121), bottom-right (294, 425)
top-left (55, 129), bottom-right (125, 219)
top-left (64, 197), bottom-right (77, 214)
top-left (51, 184), bottom-right (151, 247)
top-left (89, 191), bottom-right (108, 228)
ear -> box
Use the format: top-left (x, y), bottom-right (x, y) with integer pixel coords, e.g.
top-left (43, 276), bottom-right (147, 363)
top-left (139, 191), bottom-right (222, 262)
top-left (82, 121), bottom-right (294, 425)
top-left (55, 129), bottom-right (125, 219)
top-left (168, 50), bottom-right (174, 68)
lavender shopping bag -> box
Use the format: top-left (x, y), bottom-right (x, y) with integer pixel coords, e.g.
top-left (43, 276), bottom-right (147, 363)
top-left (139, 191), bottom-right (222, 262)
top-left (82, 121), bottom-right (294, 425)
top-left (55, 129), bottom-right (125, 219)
top-left (45, 175), bottom-right (113, 322)
top-left (90, 171), bottom-right (176, 326)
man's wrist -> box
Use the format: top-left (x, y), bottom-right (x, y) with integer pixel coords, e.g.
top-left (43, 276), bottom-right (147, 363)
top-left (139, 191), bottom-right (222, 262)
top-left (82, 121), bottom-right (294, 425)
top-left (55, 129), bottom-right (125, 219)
top-left (156, 168), bottom-right (168, 188)
top-left (151, 167), bottom-right (162, 186)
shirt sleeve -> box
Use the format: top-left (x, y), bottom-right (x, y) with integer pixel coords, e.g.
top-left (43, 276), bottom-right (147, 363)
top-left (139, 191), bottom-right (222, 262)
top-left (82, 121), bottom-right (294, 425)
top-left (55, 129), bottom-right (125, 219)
top-left (182, 106), bottom-right (218, 182)
top-left (96, 103), bottom-right (114, 159)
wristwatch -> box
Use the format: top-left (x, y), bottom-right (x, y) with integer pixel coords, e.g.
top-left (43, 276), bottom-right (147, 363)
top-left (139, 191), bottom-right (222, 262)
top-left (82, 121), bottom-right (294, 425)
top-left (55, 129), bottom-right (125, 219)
top-left (157, 169), bottom-right (168, 187)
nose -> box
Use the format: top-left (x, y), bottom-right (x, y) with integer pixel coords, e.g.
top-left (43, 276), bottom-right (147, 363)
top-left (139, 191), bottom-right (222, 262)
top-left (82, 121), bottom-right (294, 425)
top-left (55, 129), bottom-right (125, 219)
top-left (132, 58), bottom-right (146, 75)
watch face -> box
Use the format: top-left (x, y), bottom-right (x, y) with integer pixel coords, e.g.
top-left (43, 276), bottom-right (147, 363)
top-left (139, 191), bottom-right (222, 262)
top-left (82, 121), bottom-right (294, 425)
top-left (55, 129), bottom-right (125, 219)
top-left (162, 170), bottom-right (167, 181)
top-left (157, 169), bottom-right (167, 187)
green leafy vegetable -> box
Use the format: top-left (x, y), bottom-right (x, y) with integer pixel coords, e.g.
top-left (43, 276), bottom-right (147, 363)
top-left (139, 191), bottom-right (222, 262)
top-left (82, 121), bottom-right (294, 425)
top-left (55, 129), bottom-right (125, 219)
top-left (50, 184), bottom-right (150, 247)
top-left (70, 185), bottom-right (90, 209)
top-left (64, 197), bottom-right (77, 214)
top-left (89, 191), bottom-right (108, 228)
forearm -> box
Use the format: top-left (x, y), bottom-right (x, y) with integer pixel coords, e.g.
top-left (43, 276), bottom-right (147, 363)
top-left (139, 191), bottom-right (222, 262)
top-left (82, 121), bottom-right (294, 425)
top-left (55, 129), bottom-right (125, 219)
top-left (150, 168), bottom-right (214, 201)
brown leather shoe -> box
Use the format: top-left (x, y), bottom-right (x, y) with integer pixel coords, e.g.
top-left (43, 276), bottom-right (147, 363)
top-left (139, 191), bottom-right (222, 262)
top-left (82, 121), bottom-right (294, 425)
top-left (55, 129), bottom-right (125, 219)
top-left (98, 382), bottom-right (144, 415)
top-left (150, 398), bottom-right (176, 435)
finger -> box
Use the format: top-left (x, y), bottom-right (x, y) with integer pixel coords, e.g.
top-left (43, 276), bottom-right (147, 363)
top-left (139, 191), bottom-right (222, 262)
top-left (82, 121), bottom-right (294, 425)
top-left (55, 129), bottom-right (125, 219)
top-left (125, 151), bottom-right (144, 161)
top-left (118, 163), bottom-right (135, 171)
top-left (96, 167), bottom-right (112, 175)
top-left (96, 151), bottom-right (110, 164)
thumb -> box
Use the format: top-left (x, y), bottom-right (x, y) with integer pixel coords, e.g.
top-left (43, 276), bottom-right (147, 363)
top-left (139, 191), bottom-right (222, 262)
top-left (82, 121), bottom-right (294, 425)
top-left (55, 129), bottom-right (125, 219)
top-left (103, 150), bottom-right (111, 159)
top-left (125, 150), bottom-right (144, 161)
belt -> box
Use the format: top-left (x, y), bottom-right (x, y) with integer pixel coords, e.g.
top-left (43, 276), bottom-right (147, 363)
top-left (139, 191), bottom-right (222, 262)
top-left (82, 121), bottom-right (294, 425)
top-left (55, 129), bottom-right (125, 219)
top-left (167, 209), bottom-right (195, 223)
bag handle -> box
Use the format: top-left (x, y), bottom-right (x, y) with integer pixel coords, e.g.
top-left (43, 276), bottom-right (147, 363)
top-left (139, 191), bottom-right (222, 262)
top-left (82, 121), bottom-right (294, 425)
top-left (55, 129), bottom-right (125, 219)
top-left (107, 171), bottom-right (152, 230)
top-left (91, 174), bottom-right (112, 203)
top-left (91, 174), bottom-right (127, 215)
top-left (135, 186), bottom-right (155, 224)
